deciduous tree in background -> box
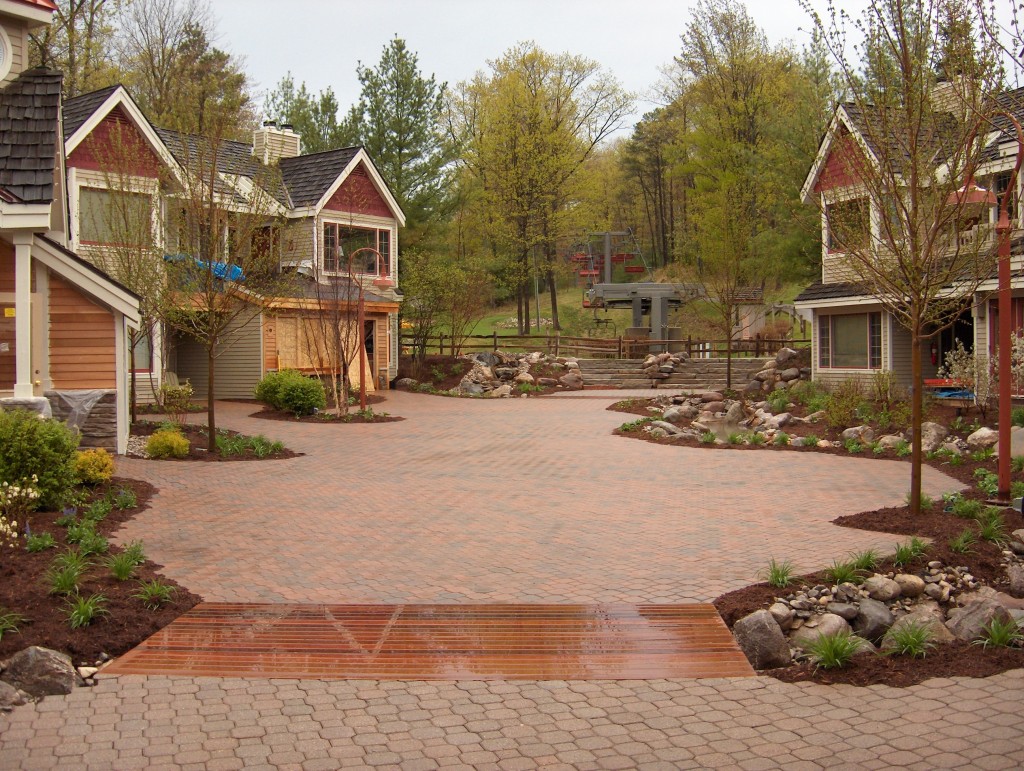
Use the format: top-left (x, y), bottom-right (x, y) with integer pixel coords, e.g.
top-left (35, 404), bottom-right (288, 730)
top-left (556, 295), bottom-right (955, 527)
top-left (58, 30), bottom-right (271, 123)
top-left (804, 0), bottom-right (1004, 513)
top-left (29, 0), bottom-right (121, 97)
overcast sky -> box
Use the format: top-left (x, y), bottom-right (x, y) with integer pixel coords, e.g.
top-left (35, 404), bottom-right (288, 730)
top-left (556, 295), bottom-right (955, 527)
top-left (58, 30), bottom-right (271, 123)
top-left (213, 0), bottom-right (856, 133)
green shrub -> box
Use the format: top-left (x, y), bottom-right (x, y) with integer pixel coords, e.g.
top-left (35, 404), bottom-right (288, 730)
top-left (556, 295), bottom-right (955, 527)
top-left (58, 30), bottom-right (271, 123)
top-left (83, 499), bottom-right (113, 522)
top-left (254, 369), bottom-right (307, 409)
top-left (824, 380), bottom-right (866, 430)
top-left (73, 448), bottom-right (114, 485)
top-left (766, 391), bottom-right (789, 413)
top-left (951, 497), bottom-right (983, 519)
top-left (26, 532), bottom-right (57, 552)
top-left (47, 563), bottom-right (82, 596)
top-left (277, 376), bottom-right (327, 417)
top-left (112, 487), bottom-right (137, 510)
top-left (699, 431), bottom-right (717, 445)
top-left (0, 410), bottom-right (79, 509)
top-left (774, 432), bottom-right (791, 446)
top-left (159, 381), bottom-right (194, 426)
top-left (121, 540), bottom-right (146, 565)
top-left (1012, 407), bottom-right (1024, 428)
top-left (146, 429), bottom-right (190, 459)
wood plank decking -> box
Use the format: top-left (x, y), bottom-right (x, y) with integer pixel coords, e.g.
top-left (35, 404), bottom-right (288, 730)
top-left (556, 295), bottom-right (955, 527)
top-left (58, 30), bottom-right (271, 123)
top-left (104, 603), bottom-right (754, 680)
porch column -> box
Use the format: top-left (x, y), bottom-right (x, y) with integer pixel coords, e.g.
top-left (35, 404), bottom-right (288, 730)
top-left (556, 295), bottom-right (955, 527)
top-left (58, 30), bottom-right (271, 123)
top-left (13, 232), bottom-right (33, 398)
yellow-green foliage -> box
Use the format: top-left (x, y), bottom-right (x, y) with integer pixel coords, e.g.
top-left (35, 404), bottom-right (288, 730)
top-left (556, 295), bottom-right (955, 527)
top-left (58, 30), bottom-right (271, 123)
top-left (73, 448), bottom-right (115, 485)
top-left (146, 429), bottom-right (190, 459)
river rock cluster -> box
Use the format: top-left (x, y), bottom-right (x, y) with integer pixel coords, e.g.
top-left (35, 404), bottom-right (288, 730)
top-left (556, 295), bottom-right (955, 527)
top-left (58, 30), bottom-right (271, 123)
top-left (733, 546), bottom-right (1024, 670)
top-left (395, 351), bottom-right (584, 397)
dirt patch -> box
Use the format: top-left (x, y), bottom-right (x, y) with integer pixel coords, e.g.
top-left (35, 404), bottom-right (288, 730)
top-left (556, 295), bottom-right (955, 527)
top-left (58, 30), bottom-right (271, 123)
top-left (130, 421), bottom-right (301, 461)
top-left (0, 479), bottom-right (201, 666)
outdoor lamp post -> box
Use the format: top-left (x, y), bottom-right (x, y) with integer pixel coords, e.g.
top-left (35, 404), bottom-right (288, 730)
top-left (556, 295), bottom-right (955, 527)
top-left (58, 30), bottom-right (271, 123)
top-left (347, 247), bottom-right (392, 411)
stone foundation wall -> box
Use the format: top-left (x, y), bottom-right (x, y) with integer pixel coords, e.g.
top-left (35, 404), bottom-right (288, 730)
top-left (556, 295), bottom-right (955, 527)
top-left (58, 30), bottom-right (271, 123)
top-left (45, 390), bottom-right (117, 452)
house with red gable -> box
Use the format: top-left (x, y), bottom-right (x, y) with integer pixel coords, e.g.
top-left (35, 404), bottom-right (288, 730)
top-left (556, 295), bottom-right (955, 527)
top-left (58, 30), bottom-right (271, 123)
top-left (60, 84), bottom-right (405, 402)
top-left (794, 90), bottom-right (1024, 390)
top-left (0, 0), bottom-right (141, 453)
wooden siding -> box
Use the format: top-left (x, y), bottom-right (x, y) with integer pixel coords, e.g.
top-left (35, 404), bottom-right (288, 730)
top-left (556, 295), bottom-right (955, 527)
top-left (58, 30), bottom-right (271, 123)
top-left (48, 274), bottom-right (116, 389)
top-left (815, 131), bottom-right (866, 194)
top-left (889, 315), bottom-right (913, 386)
top-left (174, 313), bottom-right (263, 400)
top-left (324, 163), bottom-right (392, 217)
top-left (822, 251), bottom-right (858, 284)
top-left (280, 219), bottom-right (314, 267)
top-left (1, 19), bottom-right (29, 87)
top-left (67, 106), bottom-right (162, 176)
top-left (0, 240), bottom-right (14, 292)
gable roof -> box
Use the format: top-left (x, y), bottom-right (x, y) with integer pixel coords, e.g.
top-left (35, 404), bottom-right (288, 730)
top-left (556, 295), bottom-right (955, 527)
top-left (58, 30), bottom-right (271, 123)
top-left (279, 147), bottom-right (360, 208)
top-left (61, 84), bottom-right (119, 138)
top-left (982, 86), bottom-right (1024, 164)
top-left (0, 67), bottom-right (62, 204)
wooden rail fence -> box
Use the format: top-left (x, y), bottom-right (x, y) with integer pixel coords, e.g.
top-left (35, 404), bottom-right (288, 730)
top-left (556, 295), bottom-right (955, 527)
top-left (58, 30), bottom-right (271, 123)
top-left (401, 333), bottom-right (810, 359)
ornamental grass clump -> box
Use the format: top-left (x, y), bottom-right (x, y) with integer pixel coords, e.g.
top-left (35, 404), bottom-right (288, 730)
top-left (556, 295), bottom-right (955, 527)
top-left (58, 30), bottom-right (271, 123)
top-left (806, 630), bottom-right (869, 669)
top-left (65, 592), bottom-right (107, 629)
top-left (134, 580), bottom-right (176, 609)
top-left (0, 607), bottom-right (24, 642)
top-left (973, 617), bottom-right (1023, 649)
top-left (761, 558), bottom-right (794, 588)
top-left (849, 548), bottom-right (879, 572)
top-left (883, 620), bottom-right (935, 658)
top-left (824, 560), bottom-right (864, 585)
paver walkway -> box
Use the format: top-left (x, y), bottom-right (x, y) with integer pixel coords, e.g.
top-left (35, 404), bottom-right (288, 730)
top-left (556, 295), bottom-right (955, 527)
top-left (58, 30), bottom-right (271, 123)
top-left (4, 391), bottom-right (1023, 769)
top-left (112, 393), bottom-right (956, 605)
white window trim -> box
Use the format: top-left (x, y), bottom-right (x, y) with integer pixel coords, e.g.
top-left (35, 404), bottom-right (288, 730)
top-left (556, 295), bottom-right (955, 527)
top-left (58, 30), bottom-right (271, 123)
top-left (70, 168), bottom-right (161, 253)
top-left (319, 215), bottom-right (395, 279)
top-left (0, 25), bottom-right (13, 82)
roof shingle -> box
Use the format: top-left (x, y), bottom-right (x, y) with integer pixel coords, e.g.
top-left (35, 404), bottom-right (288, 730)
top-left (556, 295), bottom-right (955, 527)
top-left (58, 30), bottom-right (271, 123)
top-left (279, 147), bottom-right (360, 208)
top-left (0, 68), bottom-right (62, 203)
top-left (61, 85), bottom-right (120, 139)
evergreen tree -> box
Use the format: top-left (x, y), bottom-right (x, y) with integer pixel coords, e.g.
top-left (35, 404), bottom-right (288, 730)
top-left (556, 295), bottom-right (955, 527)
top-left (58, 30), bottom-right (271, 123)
top-left (263, 73), bottom-right (347, 155)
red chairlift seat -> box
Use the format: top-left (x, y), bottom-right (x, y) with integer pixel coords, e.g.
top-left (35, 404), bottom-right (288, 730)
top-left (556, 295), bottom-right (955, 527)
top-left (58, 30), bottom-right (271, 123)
top-left (624, 265), bottom-right (646, 274)
top-left (578, 269), bottom-right (600, 276)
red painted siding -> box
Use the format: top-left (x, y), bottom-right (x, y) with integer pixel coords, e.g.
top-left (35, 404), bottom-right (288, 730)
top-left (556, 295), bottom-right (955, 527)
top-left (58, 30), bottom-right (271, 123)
top-left (814, 131), bottom-right (867, 194)
top-left (324, 163), bottom-right (392, 218)
top-left (67, 106), bottom-right (162, 178)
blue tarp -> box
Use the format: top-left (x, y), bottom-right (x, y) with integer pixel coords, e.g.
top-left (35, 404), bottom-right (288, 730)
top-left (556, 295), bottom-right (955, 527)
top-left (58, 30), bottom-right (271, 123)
top-left (164, 253), bottom-right (245, 282)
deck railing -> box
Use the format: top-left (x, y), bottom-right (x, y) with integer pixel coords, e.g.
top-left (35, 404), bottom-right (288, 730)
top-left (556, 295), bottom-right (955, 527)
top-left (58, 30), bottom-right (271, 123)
top-left (401, 333), bottom-right (810, 359)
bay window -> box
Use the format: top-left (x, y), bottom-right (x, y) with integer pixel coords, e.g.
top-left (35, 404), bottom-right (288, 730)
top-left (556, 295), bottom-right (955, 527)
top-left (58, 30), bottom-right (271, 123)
top-left (322, 222), bottom-right (392, 275)
top-left (819, 312), bottom-right (882, 369)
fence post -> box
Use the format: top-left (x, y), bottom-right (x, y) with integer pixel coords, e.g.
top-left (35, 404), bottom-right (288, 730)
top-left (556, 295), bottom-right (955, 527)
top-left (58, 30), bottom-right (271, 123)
top-left (687, 335), bottom-right (692, 358)
top-left (617, 336), bottom-right (623, 359)
top-left (555, 333), bottom-right (560, 358)
top-left (492, 331), bottom-right (497, 352)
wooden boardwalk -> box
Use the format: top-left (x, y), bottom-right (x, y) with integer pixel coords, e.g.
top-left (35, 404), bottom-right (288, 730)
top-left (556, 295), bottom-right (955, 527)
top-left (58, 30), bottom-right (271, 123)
top-left (104, 603), bottom-right (754, 680)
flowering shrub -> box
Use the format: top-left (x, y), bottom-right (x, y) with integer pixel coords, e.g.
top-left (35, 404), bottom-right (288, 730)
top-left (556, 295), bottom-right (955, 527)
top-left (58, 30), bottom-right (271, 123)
top-left (159, 381), bottom-right (194, 426)
top-left (74, 448), bottom-right (115, 485)
top-left (0, 475), bottom-right (40, 541)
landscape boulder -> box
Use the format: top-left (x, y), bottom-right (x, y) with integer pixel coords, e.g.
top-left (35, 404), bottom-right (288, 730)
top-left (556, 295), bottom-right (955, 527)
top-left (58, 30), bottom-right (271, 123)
top-left (852, 598), bottom-right (895, 643)
top-left (0, 647), bottom-right (81, 698)
top-left (779, 367), bottom-right (801, 382)
top-left (945, 598), bottom-right (1012, 642)
top-left (917, 422), bottom-right (949, 453)
top-left (768, 602), bottom-right (795, 630)
top-left (776, 347), bottom-right (800, 366)
top-left (841, 425), bottom-right (875, 444)
top-left (863, 575), bottom-right (902, 602)
top-left (966, 426), bottom-right (998, 450)
top-left (558, 372), bottom-right (583, 391)
top-left (790, 613), bottom-right (851, 650)
top-left (733, 610), bottom-right (791, 669)
top-left (881, 608), bottom-right (954, 649)
top-left (0, 681), bottom-right (27, 711)
top-left (892, 573), bottom-right (926, 599)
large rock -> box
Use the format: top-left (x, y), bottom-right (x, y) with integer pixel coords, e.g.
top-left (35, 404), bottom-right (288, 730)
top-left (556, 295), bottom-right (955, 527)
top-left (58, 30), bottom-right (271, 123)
top-left (779, 367), bottom-right (801, 382)
top-left (558, 372), bottom-right (583, 391)
top-left (863, 575), bottom-right (902, 602)
top-left (395, 377), bottom-right (418, 389)
top-left (1005, 564), bottom-right (1024, 598)
top-left (966, 426), bottom-right (998, 450)
top-left (1, 647), bottom-right (81, 697)
top-left (724, 402), bottom-right (744, 423)
top-left (877, 435), bottom-right (905, 450)
top-left (881, 608), bottom-right (954, 650)
top-left (776, 347), bottom-right (800, 366)
top-left (827, 602), bottom-right (860, 621)
top-left (662, 405), bottom-right (697, 424)
top-left (945, 599), bottom-right (1013, 642)
top-left (733, 609), bottom-right (792, 669)
top-left (768, 602), bottom-right (795, 631)
top-left (917, 422), bottom-right (949, 453)
top-left (994, 425), bottom-right (1024, 457)
top-left (790, 613), bottom-right (852, 650)
top-left (489, 384), bottom-right (513, 398)
top-left (0, 681), bottom-right (27, 711)
top-left (852, 598), bottom-right (895, 643)
top-left (649, 420), bottom-right (682, 436)
top-left (841, 425), bottom-right (875, 444)
top-left (893, 573), bottom-right (926, 599)
top-left (514, 371), bottom-right (535, 384)
top-left (765, 412), bottom-right (792, 430)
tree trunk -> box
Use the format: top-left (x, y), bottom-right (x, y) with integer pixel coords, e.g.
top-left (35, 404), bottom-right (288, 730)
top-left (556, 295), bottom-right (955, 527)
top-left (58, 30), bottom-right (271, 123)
top-left (547, 267), bottom-right (559, 331)
top-left (725, 321), bottom-right (733, 390)
top-left (909, 324), bottom-right (923, 514)
top-left (206, 341), bottom-right (217, 453)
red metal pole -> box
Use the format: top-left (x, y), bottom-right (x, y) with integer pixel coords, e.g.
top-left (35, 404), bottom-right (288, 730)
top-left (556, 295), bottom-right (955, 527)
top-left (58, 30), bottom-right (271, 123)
top-left (358, 287), bottom-right (367, 412)
top-left (997, 208), bottom-right (1012, 501)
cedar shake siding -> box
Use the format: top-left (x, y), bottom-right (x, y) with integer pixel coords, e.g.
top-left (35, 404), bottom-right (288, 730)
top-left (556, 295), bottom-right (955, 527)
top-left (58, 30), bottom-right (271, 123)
top-left (48, 274), bottom-right (116, 389)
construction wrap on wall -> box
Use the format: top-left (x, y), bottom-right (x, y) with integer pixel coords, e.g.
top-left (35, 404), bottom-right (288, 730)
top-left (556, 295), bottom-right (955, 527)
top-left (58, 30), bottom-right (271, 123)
top-left (52, 389), bottom-right (110, 431)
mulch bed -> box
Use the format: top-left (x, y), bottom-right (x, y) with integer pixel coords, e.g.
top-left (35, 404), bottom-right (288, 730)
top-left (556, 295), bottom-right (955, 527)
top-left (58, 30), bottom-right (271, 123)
top-left (130, 421), bottom-right (301, 461)
top-left (0, 478), bottom-right (201, 667)
top-left (246, 393), bottom-right (404, 423)
top-left (610, 393), bottom-right (1024, 686)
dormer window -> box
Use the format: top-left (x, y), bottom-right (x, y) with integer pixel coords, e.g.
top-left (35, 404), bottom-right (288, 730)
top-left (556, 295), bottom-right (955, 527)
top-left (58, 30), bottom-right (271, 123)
top-left (826, 198), bottom-right (870, 252)
top-left (322, 222), bottom-right (391, 275)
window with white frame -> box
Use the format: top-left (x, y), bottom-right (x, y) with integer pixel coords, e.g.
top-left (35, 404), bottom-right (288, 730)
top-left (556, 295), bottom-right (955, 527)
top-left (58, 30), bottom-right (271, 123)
top-left (819, 312), bottom-right (882, 369)
top-left (825, 198), bottom-right (870, 252)
top-left (322, 222), bottom-right (391, 275)
top-left (79, 187), bottom-right (154, 246)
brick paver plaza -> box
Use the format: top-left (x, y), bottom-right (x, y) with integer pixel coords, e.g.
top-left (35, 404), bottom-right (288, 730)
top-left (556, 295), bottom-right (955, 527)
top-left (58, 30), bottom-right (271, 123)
top-left (2, 391), bottom-right (1023, 769)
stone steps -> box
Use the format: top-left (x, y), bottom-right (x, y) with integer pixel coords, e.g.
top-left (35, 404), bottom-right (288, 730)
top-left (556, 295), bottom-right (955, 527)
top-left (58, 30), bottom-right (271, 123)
top-left (576, 357), bottom-right (771, 390)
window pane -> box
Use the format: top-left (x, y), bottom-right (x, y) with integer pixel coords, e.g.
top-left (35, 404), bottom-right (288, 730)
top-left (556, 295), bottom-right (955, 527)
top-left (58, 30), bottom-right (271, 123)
top-left (132, 333), bottom-right (151, 371)
top-left (339, 226), bottom-right (376, 273)
top-left (323, 224), bottom-right (337, 272)
top-left (832, 314), bottom-right (868, 368)
top-left (827, 198), bottom-right (869, 251)
top-left (80, 188), bottom-right (152, 245)
top-left (869, 313), bottom-right (882, 368)
top-left (378, 230), bottom-right (390, 275)
top-left (818, 315), bottom-right (831, 368)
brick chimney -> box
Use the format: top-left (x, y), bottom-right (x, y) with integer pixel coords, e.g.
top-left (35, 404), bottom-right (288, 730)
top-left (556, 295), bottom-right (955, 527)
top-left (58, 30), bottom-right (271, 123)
top-left (254, 121), bottom-right (301, 165)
